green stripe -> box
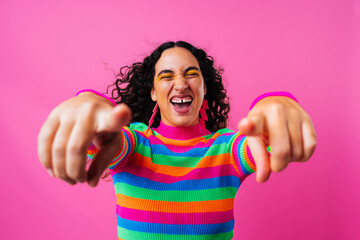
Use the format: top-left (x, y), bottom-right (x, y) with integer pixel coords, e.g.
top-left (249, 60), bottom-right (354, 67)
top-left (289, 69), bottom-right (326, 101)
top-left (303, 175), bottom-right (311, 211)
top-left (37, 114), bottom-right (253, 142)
top-left (149, 143), bottom-right (230, 167)
top-left (267, 146), bottom-right (271, 152)
top-left (136, 143), bottom-right (152, 158)
top-left (216, 128), bottom-right (234, 135)
top-left (114, 182), bottom-right (237, 202)
top-left (117, 226), bottom-right (234, 240)
top-left (201, 134), bottom-right (213, 140)
top-left (204, 142), bottom-right (229, 156)
top-left (129, 122), bottom-right (148, 131)
top-left (151, 154), bottom-right (201, 167)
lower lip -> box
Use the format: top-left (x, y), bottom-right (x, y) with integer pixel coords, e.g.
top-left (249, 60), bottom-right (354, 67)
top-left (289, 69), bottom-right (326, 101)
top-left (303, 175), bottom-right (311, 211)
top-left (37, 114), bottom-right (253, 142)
top-left (172, 102), bottom-right (192, 113)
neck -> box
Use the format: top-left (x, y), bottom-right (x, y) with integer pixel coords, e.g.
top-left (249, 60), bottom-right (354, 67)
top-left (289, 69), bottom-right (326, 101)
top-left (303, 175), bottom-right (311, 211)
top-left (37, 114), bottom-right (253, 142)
top-left (154, 121), bottom-right (211, 140)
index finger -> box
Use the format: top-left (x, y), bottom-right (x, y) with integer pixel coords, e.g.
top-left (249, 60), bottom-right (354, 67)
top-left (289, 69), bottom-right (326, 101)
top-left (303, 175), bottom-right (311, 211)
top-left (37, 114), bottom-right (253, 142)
top-left (95, 104), bottom-right (132, 133)
top-left (246, 136), bottom-right (271, 183)
top-left (238, 112), bottom-right (266, 136)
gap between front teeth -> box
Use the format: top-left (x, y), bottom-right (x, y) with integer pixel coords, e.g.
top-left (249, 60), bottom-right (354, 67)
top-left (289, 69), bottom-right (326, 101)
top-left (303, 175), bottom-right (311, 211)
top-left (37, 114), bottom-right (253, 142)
top-left (171, 99), bottom-right (192, 103)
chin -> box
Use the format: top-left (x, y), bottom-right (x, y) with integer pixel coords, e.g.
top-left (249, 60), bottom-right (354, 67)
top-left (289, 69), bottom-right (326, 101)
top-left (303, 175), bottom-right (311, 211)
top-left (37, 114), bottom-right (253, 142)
top-left (171, 117), bottom-right (198, 127)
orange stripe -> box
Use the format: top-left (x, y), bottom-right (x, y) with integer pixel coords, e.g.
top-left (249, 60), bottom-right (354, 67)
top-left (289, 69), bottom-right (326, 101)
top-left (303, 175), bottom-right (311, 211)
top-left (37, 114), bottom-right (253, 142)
top-left (242, 139), bottom-right (256, 170)
top-left (116, 194), bottom-right (234, 213)
top-left (131, 152), bottom-right (232, 176)
top-left (230, 133), bottom-right (242, 177)
top-left (150, 132), bottom-right (222, 147)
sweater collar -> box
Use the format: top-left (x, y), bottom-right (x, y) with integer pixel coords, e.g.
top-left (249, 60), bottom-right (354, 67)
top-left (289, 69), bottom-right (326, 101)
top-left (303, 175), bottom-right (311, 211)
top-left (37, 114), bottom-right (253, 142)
top-left (154, 121), bottom-right (211, 140)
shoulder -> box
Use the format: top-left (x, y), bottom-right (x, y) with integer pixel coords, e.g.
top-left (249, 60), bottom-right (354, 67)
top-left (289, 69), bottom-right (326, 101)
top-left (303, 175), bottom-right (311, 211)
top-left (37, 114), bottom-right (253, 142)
top-left (207, 128), bottom-right (239, 145)
top-left (128, 122), bottom-right (149, 131)
top-left (214, 128), bottom-right (236, 135)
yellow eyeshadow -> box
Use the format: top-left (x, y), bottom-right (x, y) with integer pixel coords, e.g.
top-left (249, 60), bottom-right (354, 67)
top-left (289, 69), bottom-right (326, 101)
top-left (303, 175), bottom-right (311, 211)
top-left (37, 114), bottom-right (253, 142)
top-left (185, 70), bottom-right (199, 76)
top-left (158, 73), bottom-right (173, 80)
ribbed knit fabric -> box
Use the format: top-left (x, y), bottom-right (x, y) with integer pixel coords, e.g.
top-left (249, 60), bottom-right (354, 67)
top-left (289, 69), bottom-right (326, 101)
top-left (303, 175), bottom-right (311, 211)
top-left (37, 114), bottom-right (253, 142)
top-left (87, 121), bottom-right (256, 240)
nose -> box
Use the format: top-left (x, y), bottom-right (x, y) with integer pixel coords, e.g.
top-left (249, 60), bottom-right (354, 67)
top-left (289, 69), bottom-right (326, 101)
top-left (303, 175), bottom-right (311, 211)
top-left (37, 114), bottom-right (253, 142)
top-left (173, 76), bottom-right (188, 92)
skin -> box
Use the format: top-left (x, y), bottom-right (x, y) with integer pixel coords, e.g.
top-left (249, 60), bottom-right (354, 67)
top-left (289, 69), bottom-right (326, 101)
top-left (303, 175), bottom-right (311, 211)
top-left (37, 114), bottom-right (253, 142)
top-left (38, 47), bottom-right (317, 186)
top-left (238, 96), bottom-right (317, 182)
top-left (151, 47), bottom-right (206, 127)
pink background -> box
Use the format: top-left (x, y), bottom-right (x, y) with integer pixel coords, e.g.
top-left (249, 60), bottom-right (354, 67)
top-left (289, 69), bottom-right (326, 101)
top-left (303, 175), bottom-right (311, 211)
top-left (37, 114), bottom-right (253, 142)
top-left (0, 0), bottom-right (359, 239)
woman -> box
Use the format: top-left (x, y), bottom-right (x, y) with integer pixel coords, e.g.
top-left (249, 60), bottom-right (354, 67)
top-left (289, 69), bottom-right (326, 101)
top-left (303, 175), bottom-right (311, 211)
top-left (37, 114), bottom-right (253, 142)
top-left (38, 41), bottom-right (316, 239)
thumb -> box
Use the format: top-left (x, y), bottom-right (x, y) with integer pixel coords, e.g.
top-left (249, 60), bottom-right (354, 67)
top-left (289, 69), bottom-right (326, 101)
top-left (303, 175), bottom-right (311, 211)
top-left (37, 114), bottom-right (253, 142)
top-left (238, 112), bottom-right (265, 136)
top-left (111, 104), bottom-right (132, 131)
top-left (98, 104), bottom-right (132, 133)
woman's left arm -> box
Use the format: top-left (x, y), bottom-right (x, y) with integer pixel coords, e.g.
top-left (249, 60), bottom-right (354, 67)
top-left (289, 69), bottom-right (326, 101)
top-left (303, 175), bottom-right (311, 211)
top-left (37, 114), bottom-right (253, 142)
top-left (238, 94), bottom-right (317, 183)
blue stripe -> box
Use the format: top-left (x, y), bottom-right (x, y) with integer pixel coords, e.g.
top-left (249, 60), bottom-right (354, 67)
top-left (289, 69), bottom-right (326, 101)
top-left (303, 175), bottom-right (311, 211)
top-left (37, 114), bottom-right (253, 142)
top-left (113, 172), bottom-right (241, 190)
top-left (134, 131), bottom-right (150, 146)
top-left (151, 145), bottom-right (209, 157)
top-left (135, 134), bottom-right (236, 157)
top-left (117, 216), bottom-right (234, 235)
top-left (210, 134), bottom-right (236, 144)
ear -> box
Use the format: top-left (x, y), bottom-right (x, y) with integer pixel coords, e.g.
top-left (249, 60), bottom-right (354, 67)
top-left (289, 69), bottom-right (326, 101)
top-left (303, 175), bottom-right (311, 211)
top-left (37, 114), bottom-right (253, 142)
top-left (204, 83), bottom-right (207, 95)
top-left (151, 88), bottom-right (157, 101)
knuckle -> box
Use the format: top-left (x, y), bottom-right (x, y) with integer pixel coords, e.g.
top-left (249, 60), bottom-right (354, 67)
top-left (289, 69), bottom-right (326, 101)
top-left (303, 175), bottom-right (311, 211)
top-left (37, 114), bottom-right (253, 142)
top-left (272, 148), bottom-right (291, 161)
top-left (53, 144), bottom-right (66, 157)
top-left (54, 169), bottom-right (67, 180)
top-left (67, 169), bottom-right (83, 182)
top-left (39, 156), bottom-right (51, 168)
top-left (67, 144), bottom-right (87, 156)
top-left (80, 102), bottom-right (103, 116)
top-left (288, 108), bottom-right (300, 119)
top-left (305, 140), bottom-right (317, 156)
top-left (38, 148), bottom-right (50, 167)
top-left (292, 147), bottom-right (304, 162)
top-left (271, 159), bottom-right (288, 172)
top-left (38, 128), bottom-right (51, 143)
top-left (269, 103), bottom-right (285, 115)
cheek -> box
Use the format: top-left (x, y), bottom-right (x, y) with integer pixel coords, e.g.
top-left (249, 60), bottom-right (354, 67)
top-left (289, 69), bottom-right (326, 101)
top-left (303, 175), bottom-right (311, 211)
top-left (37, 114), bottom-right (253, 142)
top-left (154, 82), bottom-right (172, 99)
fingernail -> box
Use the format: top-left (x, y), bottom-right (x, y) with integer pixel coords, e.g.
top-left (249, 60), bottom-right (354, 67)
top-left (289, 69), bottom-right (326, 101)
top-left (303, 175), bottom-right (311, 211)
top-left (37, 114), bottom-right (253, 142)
top-left (47, 169), bottom-right (54, 177)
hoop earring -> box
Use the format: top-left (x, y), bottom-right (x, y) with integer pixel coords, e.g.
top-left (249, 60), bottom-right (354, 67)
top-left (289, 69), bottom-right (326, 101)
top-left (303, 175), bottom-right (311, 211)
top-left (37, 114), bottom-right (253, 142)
top-left (199, 99), bottom-right (209, 131)
top-left (146, 103), bottom-right (158, 134)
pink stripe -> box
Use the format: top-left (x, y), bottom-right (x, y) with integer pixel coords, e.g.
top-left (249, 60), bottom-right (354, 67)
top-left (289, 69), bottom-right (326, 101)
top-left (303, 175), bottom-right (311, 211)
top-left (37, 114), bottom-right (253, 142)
top-left (117, 163), bottom-right (239, 183)
top-left (147, 133), bottom-right (234, 153)
top-left (117, 206), bottom-right (234, 224)
top-left (136, 130), bottom-right (234, 153)
top-left (231, 133), bottom-right (243, 179)
top-left (76, 89), bottom-right (117, 106)
top-left (150, 137), bottom-right (214, 152)
top-left (250, 91), bottom-right (298, 110)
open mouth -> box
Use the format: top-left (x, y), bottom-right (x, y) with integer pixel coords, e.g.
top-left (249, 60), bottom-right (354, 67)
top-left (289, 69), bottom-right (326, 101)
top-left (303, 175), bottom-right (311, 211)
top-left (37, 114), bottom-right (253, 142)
top-left (170, 96), bottom-right (193, 113)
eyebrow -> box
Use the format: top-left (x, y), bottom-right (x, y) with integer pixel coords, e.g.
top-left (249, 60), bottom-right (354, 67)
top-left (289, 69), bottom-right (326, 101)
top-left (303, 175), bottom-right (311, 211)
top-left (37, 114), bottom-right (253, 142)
top-left (157, 66), bottom-right (200, 77)
top-left (157, 69), bottom-right (174, 77)
top-left (184, 66), bottom-right (200, 73)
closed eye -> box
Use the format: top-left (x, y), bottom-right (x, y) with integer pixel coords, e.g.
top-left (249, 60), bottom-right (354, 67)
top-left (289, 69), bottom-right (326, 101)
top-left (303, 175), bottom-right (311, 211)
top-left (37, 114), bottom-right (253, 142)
top-left (185, 70), bottom-right (200, 77)
top-left (159, 73), bottom-right (174, 80)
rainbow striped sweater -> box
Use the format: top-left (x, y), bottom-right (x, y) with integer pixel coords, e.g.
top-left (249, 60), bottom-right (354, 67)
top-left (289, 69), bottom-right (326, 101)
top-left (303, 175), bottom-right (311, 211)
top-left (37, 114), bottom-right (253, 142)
top-left (88, 121), bottom-right (256, 240)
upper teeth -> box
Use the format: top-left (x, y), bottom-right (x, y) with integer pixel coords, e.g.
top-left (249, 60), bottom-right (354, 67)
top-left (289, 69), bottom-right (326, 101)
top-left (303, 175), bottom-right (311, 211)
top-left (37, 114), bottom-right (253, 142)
top-left (171, 98), bottom-right (192, 104)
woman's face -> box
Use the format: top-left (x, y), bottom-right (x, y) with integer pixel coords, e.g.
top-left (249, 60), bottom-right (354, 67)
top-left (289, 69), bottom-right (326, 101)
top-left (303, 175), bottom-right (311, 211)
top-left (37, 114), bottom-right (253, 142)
top-left (151, 47), bottom-right (206, 127)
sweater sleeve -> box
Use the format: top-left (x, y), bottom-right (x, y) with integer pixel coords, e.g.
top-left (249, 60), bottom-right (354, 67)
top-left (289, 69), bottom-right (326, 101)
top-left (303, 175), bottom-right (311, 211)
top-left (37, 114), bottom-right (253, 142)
top-left (230, 132), bottom-right (257, 180)
top-left (86, 126), bottom-right (137, 171)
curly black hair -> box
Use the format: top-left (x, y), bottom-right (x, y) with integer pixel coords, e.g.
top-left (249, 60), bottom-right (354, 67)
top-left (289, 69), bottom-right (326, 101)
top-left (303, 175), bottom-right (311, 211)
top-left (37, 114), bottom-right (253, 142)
top-left (109, 41), bottom-right (230, 132)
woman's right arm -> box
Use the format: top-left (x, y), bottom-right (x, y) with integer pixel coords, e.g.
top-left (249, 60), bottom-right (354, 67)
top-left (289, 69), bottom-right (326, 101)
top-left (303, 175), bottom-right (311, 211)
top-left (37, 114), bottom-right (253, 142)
top-left (37, 92), bottom-right (132, 187)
